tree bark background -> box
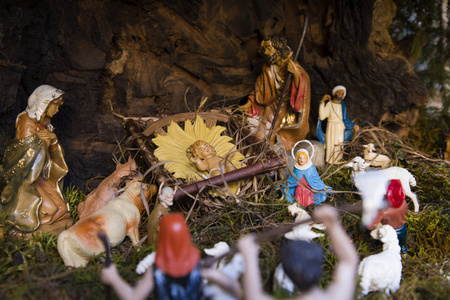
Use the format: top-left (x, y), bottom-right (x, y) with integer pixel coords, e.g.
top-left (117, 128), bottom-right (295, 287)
top-left (0, 0), bottom-right (429, 189)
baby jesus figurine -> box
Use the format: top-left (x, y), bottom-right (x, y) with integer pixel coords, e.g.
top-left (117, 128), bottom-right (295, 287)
top-left (186, 140), bottom-right (234, 178)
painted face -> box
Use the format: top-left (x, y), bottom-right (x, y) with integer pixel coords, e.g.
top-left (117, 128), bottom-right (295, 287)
top-left (45, 96), bottom-right (63, 118)
top-left (335, 89), bottom-right (345, 100)
top-left (195, 141), bottom-right (213, 159)
top-left (297, 153), bottom-right (308, 166)
top-left (261, 40), bottom-right (280, 65)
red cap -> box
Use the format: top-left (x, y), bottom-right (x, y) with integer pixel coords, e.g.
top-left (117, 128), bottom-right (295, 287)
top-left (386, 179), bottom-right (405, 208)
top-left (154, 213), bottom-right (200, 277)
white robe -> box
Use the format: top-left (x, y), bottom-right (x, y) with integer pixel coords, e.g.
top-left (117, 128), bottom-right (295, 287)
top-left (319, 101), bottom-right (346, 163)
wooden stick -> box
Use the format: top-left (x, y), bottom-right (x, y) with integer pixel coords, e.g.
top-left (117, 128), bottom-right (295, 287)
top-left (173, 156), bottom-right (287, 201)
top-left (98, 233), bottom-right (112, 300)
top-left (268, 10), bottom-right (309, 142)
top-left (202, 203), bottom-right (362, 268)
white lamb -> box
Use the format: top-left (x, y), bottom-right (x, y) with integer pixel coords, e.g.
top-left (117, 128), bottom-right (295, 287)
top-left (346, 156), bottom-right (419, 213)
top-left (358, 225), bottom-right (402, 297)
top-left (203, 242), bottom-right (245, 300)
top-left (204, 241), bottom-right (231, 270)
top-left (363, 143), bottom-right (391, 169)
top-left (287, 204), bottom-right (311, 223)
top-left (345, 156), bottom-right (370, 185)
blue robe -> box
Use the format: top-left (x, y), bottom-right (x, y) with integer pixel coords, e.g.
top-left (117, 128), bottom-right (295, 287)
top-left (284, 165), bottom-right (331, 205)
top-left (316, 100), bottom-right (355, 145)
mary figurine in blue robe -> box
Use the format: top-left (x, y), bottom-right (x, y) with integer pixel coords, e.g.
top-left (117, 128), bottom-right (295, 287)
top-left (284, 149), bottom-right (331, 207)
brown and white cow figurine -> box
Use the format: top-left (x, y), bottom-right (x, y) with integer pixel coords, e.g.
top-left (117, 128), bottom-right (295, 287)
top-left (58, 180), bottom-right (157, 267)
top-left (77, 157), bottom-right (142, 219)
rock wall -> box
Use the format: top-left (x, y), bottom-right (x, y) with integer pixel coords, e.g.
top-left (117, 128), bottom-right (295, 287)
top-left (0, 0), bottom-right (429, 188)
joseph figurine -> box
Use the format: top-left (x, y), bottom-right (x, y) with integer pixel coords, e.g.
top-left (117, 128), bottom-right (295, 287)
top-left (241, 34), bottom-right (310, 151)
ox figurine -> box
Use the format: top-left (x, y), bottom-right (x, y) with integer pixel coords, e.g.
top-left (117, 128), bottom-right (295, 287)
top-left (58, 180), bottom-right (157, 267)
top-left (77, 157), bottom-right (142, 219)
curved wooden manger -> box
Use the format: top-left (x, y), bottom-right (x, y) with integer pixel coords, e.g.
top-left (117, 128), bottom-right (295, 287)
top-left (123, 110), bottom-right (287, 205)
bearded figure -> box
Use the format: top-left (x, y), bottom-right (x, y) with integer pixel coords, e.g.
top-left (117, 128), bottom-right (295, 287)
top-left (317, 85), bottom-right (359, 164)
top-left (242, 34), bottom-right (310, 151)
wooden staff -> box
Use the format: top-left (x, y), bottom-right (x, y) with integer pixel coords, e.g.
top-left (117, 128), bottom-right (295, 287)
top-left (268, 10), bottom-right (309, 143)
top-left (98, 233), bottom-right (112, 300)
top-left (173, 156), bottom-right (287, 201)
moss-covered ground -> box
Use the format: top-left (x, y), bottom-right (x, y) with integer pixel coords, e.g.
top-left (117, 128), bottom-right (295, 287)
top-left (1, 122), bottom-right (449, 299)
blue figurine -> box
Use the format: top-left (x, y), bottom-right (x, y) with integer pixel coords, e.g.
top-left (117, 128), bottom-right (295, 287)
top-left (316, 85), bottom-right (359, 164)
top-left (284, 146), bottom-right (331, 208)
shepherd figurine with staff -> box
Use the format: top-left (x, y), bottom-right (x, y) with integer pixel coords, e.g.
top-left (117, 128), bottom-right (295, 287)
top-left (240, 11), bottom-right (311, 151)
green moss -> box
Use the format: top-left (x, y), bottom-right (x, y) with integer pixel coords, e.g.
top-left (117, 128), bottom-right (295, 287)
top-left (65, 184), bottom-right (86, 222)
top-left (1, 142), bottom-right (449, 299)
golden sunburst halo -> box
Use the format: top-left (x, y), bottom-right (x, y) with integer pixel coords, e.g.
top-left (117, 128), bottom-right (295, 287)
top-left (152, 116), bottom-right (245, 180)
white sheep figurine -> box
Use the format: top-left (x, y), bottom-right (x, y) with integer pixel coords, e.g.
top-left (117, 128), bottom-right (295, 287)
top-left (203, 242), bottom-right (245, 300)
top-left (358, 225), bottom-right (402, 297)
top-left (345, 156), bottom-right (370, 183)
top-left (204, 241), bottom-right (231, 270)
top-left (287, 204), bottom-right (311, 223)
top-left (345, 156), bottom-right (419, 213)
top-left (363, 143), bottom-right (391, 169)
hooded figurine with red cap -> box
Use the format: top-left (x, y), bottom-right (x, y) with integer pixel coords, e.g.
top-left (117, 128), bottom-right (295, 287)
top-left (153, 213), bottom-right (202, 299)
top-left (101, 213), bottom-right (241, 300)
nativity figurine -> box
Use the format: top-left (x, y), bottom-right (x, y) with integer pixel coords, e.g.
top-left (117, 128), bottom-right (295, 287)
top-left (349, 159), bottom-right (419, 225)
top-left (0, 84), bottom-right (72, 236)
top-left (357, 225), bottom-right (402, 297)
top-left (237, 205), bottom-right (359, 300)
top-left (101, 212), bottom-right (242, 300)
top-left (58, 180), bottom-right (157, 267)
top-left (316, 85), bottom-right (359, 164)
top-left (240, 34), bottom-right (310, 151)
top-left (367, 179), bottom-right (409, 255)
top-left (284, 146), bottom-right (331, 208)
top-left (77, 156), bottom-right (142, 219)
top-left (152, 116), bottom-right (244, 183)
top-left (187, 140), bottom-right (235, 178)
top-left (363, 143), bottom-right (391, 169)
top-left (147, 186), bottom-right (173, 247)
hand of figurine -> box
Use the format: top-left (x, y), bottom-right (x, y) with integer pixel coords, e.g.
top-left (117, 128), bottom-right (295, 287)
top-left (312, 205), bottom-right (339, 227)
top-left (353, 124), bottom-right (360, 132)
top-left (37, 129), bottom-right (57, 148)
top-left (237, 234), bottom-right (259, 257)
top-left (287, 60), bottom-right (299, 77)
top-left (321, 95), bottom-right (331, 103)
top-left (239, 99), bottom-right (252, 111)
top-left (189, 156), bottom-right (201, 164)
top-left (101, 264), bottom-right (120, 286)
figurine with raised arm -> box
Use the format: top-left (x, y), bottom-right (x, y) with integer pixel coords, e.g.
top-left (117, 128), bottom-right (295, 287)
top-left (237, 205), bottom-right (359, 300)
top-left (241, 34), bottom-right (310, 150)
top-left (0, 85), bottom-right (72, 236)
top-left (284, 142), bottom-right (331, 208)
top-left (367, 179), bottom-right (409, 256)
top-left (101, 213), bottom-right (242, 300)
top-left (317, 85), bottom-right (359, 164)
top-left (187, 140), bottom-right (234, 178)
